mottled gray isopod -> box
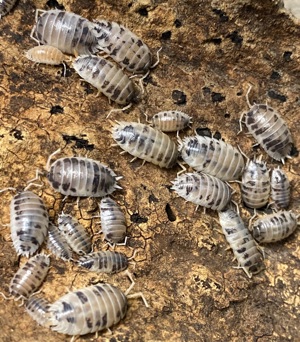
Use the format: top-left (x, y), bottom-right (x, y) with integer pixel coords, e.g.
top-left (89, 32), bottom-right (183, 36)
top-left (218, 208), bottom-right (264, 278)
top-left (25, 295), bottom-right (51, 327)
top-left (152, 111), bottom-right (192, 133)
top-left (0, 0), bottom-right (17, 18)
top-left (271, 167), bottom-right (290, 209)
top-left (111, 121), bottom-right (179, 168)
top-left (46, 223), bottom-right (73, 261)
top-left (171, 172), bottom-right (232, 211)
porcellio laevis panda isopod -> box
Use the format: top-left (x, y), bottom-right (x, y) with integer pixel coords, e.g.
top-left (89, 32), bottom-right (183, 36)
top-left (171, 172), bottom-right (232, 211)
top-left (100, 197), bottom-right (126, 244)
top-left (92, 19), bottom-right (152, 73)
top-left (252, 210), bottom-right (298, 243)
top-left (179, 135), bottom-right (245, 181)
top-left (31, 10), bottom-right (98, 56)
top-left (47, 223), bottom-right (73, 261)
top-left (218, 208), bottom-right (264, 278)
top-left (78, 251), bottom-right (128, 274)
top-left (271, 167), bottom-right (290, 209)
top-left (0, 0), bottom-right (17, 18)
top-left (240, 86), bottom-right (293, 162)
top-left (57, 213), bottom-right (92, 255)
top-left (151, 111), bottom-right (192, 133)
top-left (25, 295), bottom-right (51, 327)
top-left (10, 190), bottom-right (49, 257)
top-left (9, 254), bottom-right (50, 300)
top-left (241, 156), bottom-right (270, 209)
top-left (73, 55), bottom-right (137, 105)
top-left (111, 121), bottom-right (179, 168)
top-left (25, 45), bottom-right (66, 66)
top-left (47, 154), bottom-right (122, 197)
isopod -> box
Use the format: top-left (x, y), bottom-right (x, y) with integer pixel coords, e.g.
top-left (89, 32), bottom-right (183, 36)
top-left (241, 156), bottom-right (270, 209)
top-left (252, 210), bottom-right (298, 243)
top-left (46, 223), bottom-right (73, 261)
top-left (111, 121), bottom-right (179, 168)
top-left (171, 172), bottom-right (232, 211)
top-left (0, 0), bottom-right (17, 18)
top-left (10, 190), bottom-right (49, 257)
top-left (25, 295), bottom-right (51, 327)
top-left (100, 197), bottom-right (126, 244)
top-left (9, 254), bottom-right (50, 301)
top-left (31, 9), bottom-right (98, 56)
top-left (151, 110), bottom-right (192, 133)
top-left (271, 167), bottom-right (290, 209)
top-left (240, 86), bottom-right (293, 162)
top-left (179, 135), bottom-right (245, 181)
top-left (73, 55), bottom-right (137, 105)
top-left (57, 213), bottom-right (92, 255)
top-left (218, 208), bottom-right (264, 278)
top-left (47, 152), bottom-right (122, 197)
top-left (78, 251), bottom-right (128, 274)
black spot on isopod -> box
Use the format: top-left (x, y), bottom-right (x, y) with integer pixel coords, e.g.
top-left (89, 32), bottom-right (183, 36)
top-left (212, 8), bottom-right (229, 22)
top-left (172, 90), bottom-right (187, 105)
top-left (196, 127), bottom-right (212, 137)
top-left (226, 31), bottom-right (243, 46)
top-left (10, 129), bottom-right (23, 140)
top-left (165, 204), bottom-right (176, 222)
top-left (213, 131), bottom-right (222, 140)
top-left (137, 7), bottom-right (148, 16)
top-left (46, 0), bottom-right (65, 9)
top-left (211, 92), bottom-right (225, 103)
top-left (174, 19), bottom-right (182, 28)
top-left (267, 90), bottom-right (287, 102)
top-left (270, 71), bottom-right (281, 80)
top-left (130, 213), bottom-right (148, 224)
top-left (283, 51), bottom-right (292, 62)
top-left (149, 194), bottom-right (159, 203)
top-left (161, 31), bottom-right (172, 40)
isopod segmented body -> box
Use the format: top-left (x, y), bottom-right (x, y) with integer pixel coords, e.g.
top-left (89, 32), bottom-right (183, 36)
top-left (179, 135), bottom-right (245, 181)
top-left (0, 0), bottom-right (17, 18)
top-left (25, 45), bottom-right (66, 65)
top-left (9, 254), bottom-right (50, 300)
top-left (252, 210), bottom-right (298, 243)
top-left (271, 167), bottom-right (290, 209)
top-left (241, 156), bottom-right (270, 209)
top-left (111, 121), bottom-right (179, 168)
top-left (25, 295), bottom-right (51, 327)
top-left (47, 156), bottom-right (121, 197)
top-left (57, 213), bottom-right (92, 255)
top-left (171, 172), bottom-right (232, 211)
top-left (78, 251), bottom-right (128, 274)
top-left (49, 284), bottom-right (127, 336)
top-left (100, 197), bottom-right (126, 243)
top-left (218, 208), bottom-right (264, 278)
top-left (10, 190), bottom-right (49, 257)
top-left (47, 223), bottom-right (73, 261)
top-left (73, 55), bottom-right (137, 105)
top-left (32, 10), bottom-right (98, 56)
top-left (93, 19), bottom-right (152, 73)
top-left (152, 111), bottom-right (192, 133)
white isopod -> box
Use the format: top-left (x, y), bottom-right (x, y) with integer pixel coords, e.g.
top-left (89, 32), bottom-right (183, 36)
top-left (46, 223), bottom-right (73, 261)
top-left (31, 9), bottom-right (98, 56)
top-left (0, 0), bottom-right (17, 18)
top-left (111, 121), bottom-right (179, 168)
top-left (10, 190), bottom-right (49, 257)
top-left (151, 111), bottom-right (192, 133)
top-left (252, 210), bottom-right (298, 243)
top-left (218, 208), bottom-right (264, 278)
top-left (171, 172), bottom-right (232, 211)
top-left (25, 295), bottom-right (51, 327)
top-left (271, 167), bottom-right (290, 209)
top-left (179, 135), bottom-right (245, 181)
top-left (57, 213), bottom-right (92, 255)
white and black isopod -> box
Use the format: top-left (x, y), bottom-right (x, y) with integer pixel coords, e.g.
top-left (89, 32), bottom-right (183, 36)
top-left (179, 135), bottom-right (245, 181)
top-left (31, 10), bottom-right (98, 56)
top-left (171, 172), bottom-right (232, 211)
top-left (218, 208), bottom-right (264, 278)
top-left (111, 121), bottom-right (179, 168)
top-left (252, 210), bottom-right (298, 243)
top-left (10, 190), bottom-right (49, 257)
top-left (9, 254), bottom-right (50, 301)
top-left (25, 295), bottom-right (51, 327)
top-left (78, 251), bottom-right (128, 274)
top-left (57, 213), bottom-right (92, 255)
top-left (47, 223), bottom-right (73, 261)
top-left (0, 0), bottom-right (17, 18)
top-left (152, 111), bottom-right (192, 133)
top-left (271, 167), bottom-right (290, 209)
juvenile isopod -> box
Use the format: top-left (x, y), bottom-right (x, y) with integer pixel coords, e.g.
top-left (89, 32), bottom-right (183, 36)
top-left (171, 172), bottom-right (232, 211)
top-left (151, 111), bottom-right (192, 133)
top-left (239, 85), bottom-right (293, 162)
top-left (57, 213), bottom-right (92, 255)
top-left (73, 55), bottom-right (138, 106)
top-left (0, 0), bottom-right (17, 18)
top-left (25, 295), bottom-right (51, 327)
top-left (252, 210), bottom-right (298, 243)
top-left (31, 9), bottom-right (98, 56)
top-left (9, 254), bottom-right (50, 301)
top-left (179, 135), bottom-right (245, 181)
top-left (92, 19), bottom-right (153, 74)
top-left (111, 121), bottom-right (179, 168)
top-left (10, 190), bottom-right (49, 257)
top-left (47, 150), bottom-right (122, 198)
top-left (271, 167), bottom-right (290, 209)
top-left (46, 223), bottom-right (73, 261)
top-left (241, 156), bottom-right (270, 209)
top-left (78, 251), bottom-right (128, 274)
top-left (218, 208), bottom-right (264, 278)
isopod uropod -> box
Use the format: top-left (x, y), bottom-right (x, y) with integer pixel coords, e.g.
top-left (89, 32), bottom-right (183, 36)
top-left (10, 190), bottom-right (49, 257)
top-left (25, 295), bottom-right (52, 327)
top-left (171, 172), bottom-right (232, 211)
top-left (252, 210), bottom-right (298, 243)
top-left (218, 208), bottom-right (264, 278)
top-left (151, 110), bottom-right (192, 133)
top-left (46, 223), bottom-right (73, 261)
top-left (0, 0), bottom-right (17, 18)
top-left (271, 167), bottom-right (290, 209)
top-left (111, 121), bottom-right (179, 168)
top-left (179, 135), bottom-right (245, 181)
